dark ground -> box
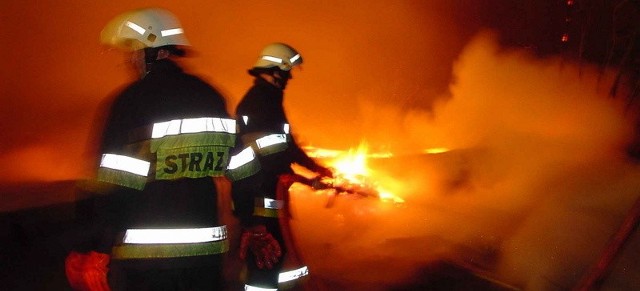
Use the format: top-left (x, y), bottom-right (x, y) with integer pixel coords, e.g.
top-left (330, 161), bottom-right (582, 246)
top-left (0, 181), bottom-right (519, 290)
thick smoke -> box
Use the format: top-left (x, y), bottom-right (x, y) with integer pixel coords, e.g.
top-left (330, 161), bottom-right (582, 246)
top-left (289, 31), bottom-right (640, 290)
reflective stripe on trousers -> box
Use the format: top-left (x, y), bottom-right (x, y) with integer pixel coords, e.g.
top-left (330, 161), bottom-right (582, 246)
top-left (244, 285), bottom-right (278, 291)
top-left (244, 266), bottom-right (310, 291)
top-left (254, 197), bottom-right (284, 218)
top-left (278, 266), bottom-right (309, 283)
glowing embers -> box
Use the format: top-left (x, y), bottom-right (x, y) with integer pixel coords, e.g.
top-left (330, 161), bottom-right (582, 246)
top-left (423, 147), bottom-right (450, 154)
top-left (306, 142), bottom-right (404, 204)
top-left (331, 143), bottom-right (370, 181)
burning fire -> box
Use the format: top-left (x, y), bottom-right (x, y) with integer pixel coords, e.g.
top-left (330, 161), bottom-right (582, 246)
top-left (304, 142), bottom-right (404, 204)
top-left (423, 147), bottom-right (450, 154)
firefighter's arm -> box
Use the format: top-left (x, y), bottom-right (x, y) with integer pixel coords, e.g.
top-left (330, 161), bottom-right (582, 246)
top-left (65, 184), bottom-right (127, 290)
top-left (287, 136), bottom-right (333, 178)
top-left (229, 165), bottom-right (263, 227)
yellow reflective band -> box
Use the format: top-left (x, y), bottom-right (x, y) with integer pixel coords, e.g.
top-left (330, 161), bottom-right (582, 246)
top-left (227, 147), bottom-right (256, 170)
top-left (244, 285), bottom-right (277, 291)
top-left (278, 266), bottom-right (309, 283)
top-left (123, 226), bottom-right (227, 244)
top-left (100, 153), bottom-right (150, 176)
top-left (152, 117), bottom-right (236, 139)
top-left (255, 134), bottom-right (287, 149)
top-left (125, 21), bottom-right (146, 35)
top-left (263, 198), bottom-right (283, 210)
top-left (97, 167), bottom-right (147, 190)
top-left (112, 240), bottom-right (228, 259)
top-left (262, 55), bottom-right (283, 64)
top-left (289, 54), bottom-right (301, 64)
top-left (161, 28), bottom-right (184, 37)
top-left (253, 207), bottom-right (279, 218)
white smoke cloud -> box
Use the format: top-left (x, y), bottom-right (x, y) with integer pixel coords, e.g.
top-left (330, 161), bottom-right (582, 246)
top-left (289, 31), bottom-right (640, 290)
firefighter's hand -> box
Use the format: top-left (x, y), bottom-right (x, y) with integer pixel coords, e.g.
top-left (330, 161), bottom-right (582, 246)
top-left (65, 251), bottom-right (111, 291)
top-left (310, 176), bottom-right (331, 190)
top-left (239, 225), bottom-right (282, 269)
top-left (315, 166), bottom-right (334, 179)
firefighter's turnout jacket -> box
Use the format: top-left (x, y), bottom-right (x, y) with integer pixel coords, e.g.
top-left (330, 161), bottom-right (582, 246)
top-left (234, 77), bottom-right (323, 288)
top-left (234, 77), bottom-right (325, 225)
top-left (91, 59), bottom-right (260, 270)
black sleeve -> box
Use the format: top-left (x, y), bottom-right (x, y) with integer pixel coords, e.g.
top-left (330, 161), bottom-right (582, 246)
top-left (230, 169), bottom-right (265, 227)
top-left (91, 187), bottom-right (134, 253)
top-left (84, 88), bottom-right (138, 254)
top-left (228, 136), bottom-right (266, 228)
top-left (286, 134), bottom-right (328, 173)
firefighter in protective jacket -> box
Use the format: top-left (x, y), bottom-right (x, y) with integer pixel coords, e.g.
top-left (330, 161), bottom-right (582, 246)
top-left (64, 8), bottom-right (264, 290)
top-left (234, 43), bottom-right (333, 290)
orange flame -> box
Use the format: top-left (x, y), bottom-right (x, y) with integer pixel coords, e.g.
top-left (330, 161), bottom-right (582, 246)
top-left (331, 143), bottom-right (370, 181)
top-left (306, 142), bottom-right (404, 204)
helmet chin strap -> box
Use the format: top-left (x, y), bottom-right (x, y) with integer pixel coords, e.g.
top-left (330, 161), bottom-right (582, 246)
top-left (140, 47), bottom-right (172, 77)
top-left (143, 47), bottom-right (160, 74)
top-left (273, 74), bottom-right (289, 89)
top-left (259, 70), bottom-right (290, 90)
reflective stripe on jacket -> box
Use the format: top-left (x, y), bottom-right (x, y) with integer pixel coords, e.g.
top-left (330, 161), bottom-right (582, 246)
top-left (97, 153), bottom-right (150, 190)
top-left (112, 226), bottom-right (228, 259)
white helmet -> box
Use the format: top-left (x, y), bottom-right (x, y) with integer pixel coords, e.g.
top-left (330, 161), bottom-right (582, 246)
top-left (252, 43), bottom-right (303, 71)
top-left (100, 8), bottom-right (190, 51)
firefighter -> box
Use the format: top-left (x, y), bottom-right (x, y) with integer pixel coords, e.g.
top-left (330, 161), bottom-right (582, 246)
top-left (234, 43), bottom-right (333, 290)
top-left (64, 8), bottom-right (269, 290)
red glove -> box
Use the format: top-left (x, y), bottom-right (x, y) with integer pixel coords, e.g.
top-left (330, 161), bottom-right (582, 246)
top-left (65, 251), bottom-right (111, 291)
top-left (239, 225), bottom-right (282, 269)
